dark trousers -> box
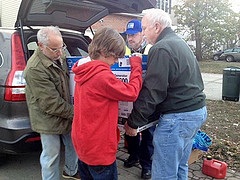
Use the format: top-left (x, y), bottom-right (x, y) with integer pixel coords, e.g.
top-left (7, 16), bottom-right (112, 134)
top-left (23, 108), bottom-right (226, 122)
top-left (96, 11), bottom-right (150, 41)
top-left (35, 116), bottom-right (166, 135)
top-left (125, 126), bottom-right (155, 170)
top-left (78, 159), bottom-right (117, 180)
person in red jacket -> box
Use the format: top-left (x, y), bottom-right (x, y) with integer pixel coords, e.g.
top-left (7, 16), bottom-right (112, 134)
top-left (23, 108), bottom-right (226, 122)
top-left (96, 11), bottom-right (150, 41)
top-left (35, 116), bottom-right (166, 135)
top-left (71, 27), bottom-right (143, 180)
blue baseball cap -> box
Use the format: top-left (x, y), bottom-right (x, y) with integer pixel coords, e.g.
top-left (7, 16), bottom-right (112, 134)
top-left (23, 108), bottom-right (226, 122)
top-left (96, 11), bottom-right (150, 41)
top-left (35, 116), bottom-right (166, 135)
top-left (124, 19), bottom-right (142, 35)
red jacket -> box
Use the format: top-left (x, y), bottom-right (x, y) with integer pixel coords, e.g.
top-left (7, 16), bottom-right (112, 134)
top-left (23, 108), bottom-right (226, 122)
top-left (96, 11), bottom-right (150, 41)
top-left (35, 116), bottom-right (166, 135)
top-left (71, 56), bottom-right (142, 165)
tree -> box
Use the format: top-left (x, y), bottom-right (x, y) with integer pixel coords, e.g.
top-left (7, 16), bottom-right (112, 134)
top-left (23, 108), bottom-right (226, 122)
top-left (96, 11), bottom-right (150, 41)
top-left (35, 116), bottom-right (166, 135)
top-left (173, 0), bottom-right (240, 61)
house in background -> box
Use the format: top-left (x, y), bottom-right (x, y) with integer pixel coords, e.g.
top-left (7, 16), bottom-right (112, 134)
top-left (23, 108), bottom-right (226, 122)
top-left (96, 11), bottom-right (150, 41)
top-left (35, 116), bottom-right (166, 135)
top-left (0, 0), bottom-right (21, 27)
top-left (87, 13), bottom-right (142, 38)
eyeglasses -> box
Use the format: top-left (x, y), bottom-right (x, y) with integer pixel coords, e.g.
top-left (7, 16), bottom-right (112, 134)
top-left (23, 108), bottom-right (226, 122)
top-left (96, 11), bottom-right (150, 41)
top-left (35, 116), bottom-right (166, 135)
top-left (45, 43), bottom-right (67, 53)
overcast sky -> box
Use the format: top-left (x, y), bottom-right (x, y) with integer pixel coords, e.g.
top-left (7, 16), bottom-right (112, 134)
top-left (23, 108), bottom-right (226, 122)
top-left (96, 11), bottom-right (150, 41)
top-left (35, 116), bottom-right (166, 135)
top-left (229, 0), bottom-right (240, 12)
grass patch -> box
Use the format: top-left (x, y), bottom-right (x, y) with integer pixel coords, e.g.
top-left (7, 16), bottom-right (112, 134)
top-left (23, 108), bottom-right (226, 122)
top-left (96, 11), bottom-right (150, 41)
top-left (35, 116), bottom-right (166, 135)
top-left (199, 60), bottom-right (240, 74)
top-left (198, 60), bottom-right (240, 172)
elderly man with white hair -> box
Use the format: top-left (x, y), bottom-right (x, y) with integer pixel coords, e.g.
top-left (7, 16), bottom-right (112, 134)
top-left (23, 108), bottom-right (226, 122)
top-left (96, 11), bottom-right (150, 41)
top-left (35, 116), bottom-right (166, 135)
top-left (125, 8), bottom-right (207, 180)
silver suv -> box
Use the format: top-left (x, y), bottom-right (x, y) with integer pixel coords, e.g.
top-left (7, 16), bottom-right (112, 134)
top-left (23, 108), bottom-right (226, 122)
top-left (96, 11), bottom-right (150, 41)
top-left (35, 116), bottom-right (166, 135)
top-left (0, 0), bottom-right (155, 154)
top-left (220, 47), bottom-right (240, 62)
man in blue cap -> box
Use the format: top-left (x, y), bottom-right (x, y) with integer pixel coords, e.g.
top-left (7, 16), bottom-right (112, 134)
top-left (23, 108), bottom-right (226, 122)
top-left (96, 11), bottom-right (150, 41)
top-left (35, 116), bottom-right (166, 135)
top-left (125, 19), bottom-right (151, 55)
top-left (123, 19), bottom-right (155, 179)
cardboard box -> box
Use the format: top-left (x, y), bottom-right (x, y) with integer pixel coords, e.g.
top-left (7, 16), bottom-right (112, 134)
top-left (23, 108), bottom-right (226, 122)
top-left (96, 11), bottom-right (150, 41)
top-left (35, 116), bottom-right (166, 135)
top-left (111, 55), bottom-right (148, 118)
top-left (67, 56), bottom-right (82, 104)
top-left (67, 55), bottom-right (148, 119)
top-left (188, 149), bottom-right (204, 165)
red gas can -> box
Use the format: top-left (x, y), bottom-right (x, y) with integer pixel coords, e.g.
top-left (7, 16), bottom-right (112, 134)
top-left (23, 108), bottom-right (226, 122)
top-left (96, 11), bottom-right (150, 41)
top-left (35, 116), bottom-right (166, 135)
top-left (202, 156), bottom-right (228, 179)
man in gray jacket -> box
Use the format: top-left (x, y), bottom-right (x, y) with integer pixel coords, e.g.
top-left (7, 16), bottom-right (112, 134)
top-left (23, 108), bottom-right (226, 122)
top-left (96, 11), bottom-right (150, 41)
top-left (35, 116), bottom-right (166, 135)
top-left (24, 26), bottom-right (79, 180)
top-left (125, 9), bottom-right (207, 180)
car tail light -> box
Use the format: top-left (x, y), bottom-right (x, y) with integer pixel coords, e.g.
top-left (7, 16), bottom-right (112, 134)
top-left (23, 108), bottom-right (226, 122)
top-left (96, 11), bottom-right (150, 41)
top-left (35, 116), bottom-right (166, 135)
top-left (4, 32), bottom-right (26, 101)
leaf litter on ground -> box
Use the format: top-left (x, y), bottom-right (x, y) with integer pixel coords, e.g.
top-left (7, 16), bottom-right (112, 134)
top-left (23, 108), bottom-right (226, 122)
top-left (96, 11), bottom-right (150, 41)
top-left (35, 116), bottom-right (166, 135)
top-left (201, 100), bottom-right (240, 172)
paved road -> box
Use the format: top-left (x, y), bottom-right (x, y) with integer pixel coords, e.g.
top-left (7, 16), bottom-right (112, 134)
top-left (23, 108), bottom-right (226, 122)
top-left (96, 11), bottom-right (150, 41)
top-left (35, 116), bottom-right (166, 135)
top-left (202, 73), bottom-right (223, 100)
top-left (1, 139), bottom-right (240, 180)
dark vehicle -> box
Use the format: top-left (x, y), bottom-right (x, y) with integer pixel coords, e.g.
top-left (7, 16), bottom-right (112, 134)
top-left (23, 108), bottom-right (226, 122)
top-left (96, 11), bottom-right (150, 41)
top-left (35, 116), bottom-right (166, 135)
top-left (220, 47), bottom-right (240, 62)
top-left (212, 48), bottom-right (235, 61)
top-left (0, 0), bottom-right (155, 154)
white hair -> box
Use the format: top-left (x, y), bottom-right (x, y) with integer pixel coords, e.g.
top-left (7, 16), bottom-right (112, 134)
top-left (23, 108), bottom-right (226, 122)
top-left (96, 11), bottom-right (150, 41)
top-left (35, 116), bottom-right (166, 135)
top-left (37, 26), bottom-right (62, 45)
top-left (142, 8), bottom-right (172, 29)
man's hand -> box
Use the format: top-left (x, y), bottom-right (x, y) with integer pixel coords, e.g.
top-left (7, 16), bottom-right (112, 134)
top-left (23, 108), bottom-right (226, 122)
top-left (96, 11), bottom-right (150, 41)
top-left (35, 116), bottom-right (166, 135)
top-left (124, 122), bottom-right (138, 136)
top-left (131, 52), bottom-right (142, 58)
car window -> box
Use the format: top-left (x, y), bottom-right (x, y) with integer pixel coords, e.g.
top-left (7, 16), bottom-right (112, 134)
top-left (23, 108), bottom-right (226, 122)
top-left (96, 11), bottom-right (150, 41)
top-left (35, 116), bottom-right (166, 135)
top-left (78, 48), bottom-right (88, 57)
top-left (235, 48), bottom-right (240, 53)
top-left (26, 36), bottom-right (89, 58)
top-left (27, 42), bottom-right (38, 56)
top-left (224, 49), bottom-right (233, 52)
top-left (27, 42), bottom-right (37, 50)
top-left (64, 42), bottom-right (88, 57)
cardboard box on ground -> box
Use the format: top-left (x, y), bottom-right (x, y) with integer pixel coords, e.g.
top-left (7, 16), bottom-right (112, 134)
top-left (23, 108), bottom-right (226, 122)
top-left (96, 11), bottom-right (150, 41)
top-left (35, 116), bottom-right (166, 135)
top-left (188, 149), bottom-right (204, 165)
top-left (67, 56), bottom-right (204, 164)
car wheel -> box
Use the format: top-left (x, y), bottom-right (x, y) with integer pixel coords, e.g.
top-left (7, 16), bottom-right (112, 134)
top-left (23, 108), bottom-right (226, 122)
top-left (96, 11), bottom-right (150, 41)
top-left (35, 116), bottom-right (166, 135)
top-left (213, 55), bottom-right (219, 61)
top-left (226, 56), bottom-right (234, 62)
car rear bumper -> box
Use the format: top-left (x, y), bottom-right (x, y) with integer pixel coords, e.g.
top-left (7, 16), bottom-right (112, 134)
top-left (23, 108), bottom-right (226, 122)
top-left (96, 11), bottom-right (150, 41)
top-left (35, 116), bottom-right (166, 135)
top-left (0, 129), bottom-right (41, 154)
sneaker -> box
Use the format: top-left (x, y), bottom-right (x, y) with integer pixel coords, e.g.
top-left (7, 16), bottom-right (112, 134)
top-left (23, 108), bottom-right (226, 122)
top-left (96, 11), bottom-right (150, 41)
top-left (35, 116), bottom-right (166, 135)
top-left (62, 171), bottom-right (81, 180)
top-left (123, 157), bottom-right (139, 168)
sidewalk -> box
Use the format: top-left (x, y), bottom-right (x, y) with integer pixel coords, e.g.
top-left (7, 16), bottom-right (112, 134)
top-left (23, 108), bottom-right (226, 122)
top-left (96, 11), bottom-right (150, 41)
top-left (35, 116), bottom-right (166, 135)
top-left (116, 73), bottom-right (240, 179)
top-left (116, 138), bottom-right (240, 180)
top-left (202, 73), bottom-right (223, 100)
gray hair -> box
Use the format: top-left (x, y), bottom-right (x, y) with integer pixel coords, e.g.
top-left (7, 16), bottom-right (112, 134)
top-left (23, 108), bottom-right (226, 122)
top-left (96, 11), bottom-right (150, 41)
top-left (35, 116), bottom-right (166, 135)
top-left (143, 8), bottom-right (172, 29)
top-left (37, 26), bottom-right (62, 45)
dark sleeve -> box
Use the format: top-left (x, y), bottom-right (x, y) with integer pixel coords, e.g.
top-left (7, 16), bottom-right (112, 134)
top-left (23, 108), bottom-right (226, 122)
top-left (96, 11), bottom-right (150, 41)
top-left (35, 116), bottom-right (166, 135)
top-left (127, 47), bottom-right (171, 129)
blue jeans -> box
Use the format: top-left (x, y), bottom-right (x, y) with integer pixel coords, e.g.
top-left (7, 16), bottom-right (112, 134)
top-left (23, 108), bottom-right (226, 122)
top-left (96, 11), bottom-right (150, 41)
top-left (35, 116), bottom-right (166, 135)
top-left (40, 132), bottom-right (78, 180)
top-left (152, 106), bottom-right (207, 180)
top-left (78, 159), bottom-right (118, 180)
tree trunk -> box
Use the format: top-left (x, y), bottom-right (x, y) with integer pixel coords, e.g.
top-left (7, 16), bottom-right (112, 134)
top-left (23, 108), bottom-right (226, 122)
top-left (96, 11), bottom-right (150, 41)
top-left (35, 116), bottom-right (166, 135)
top-left (195, 26), bottom-right (202, 61)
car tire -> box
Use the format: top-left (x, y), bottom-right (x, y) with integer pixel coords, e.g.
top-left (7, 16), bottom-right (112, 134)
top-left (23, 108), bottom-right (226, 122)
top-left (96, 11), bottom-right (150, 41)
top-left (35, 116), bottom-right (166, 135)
top-left (213, 55), bottom-right (219, 61)
top-left (226, 56), bottom-right (234, 62)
